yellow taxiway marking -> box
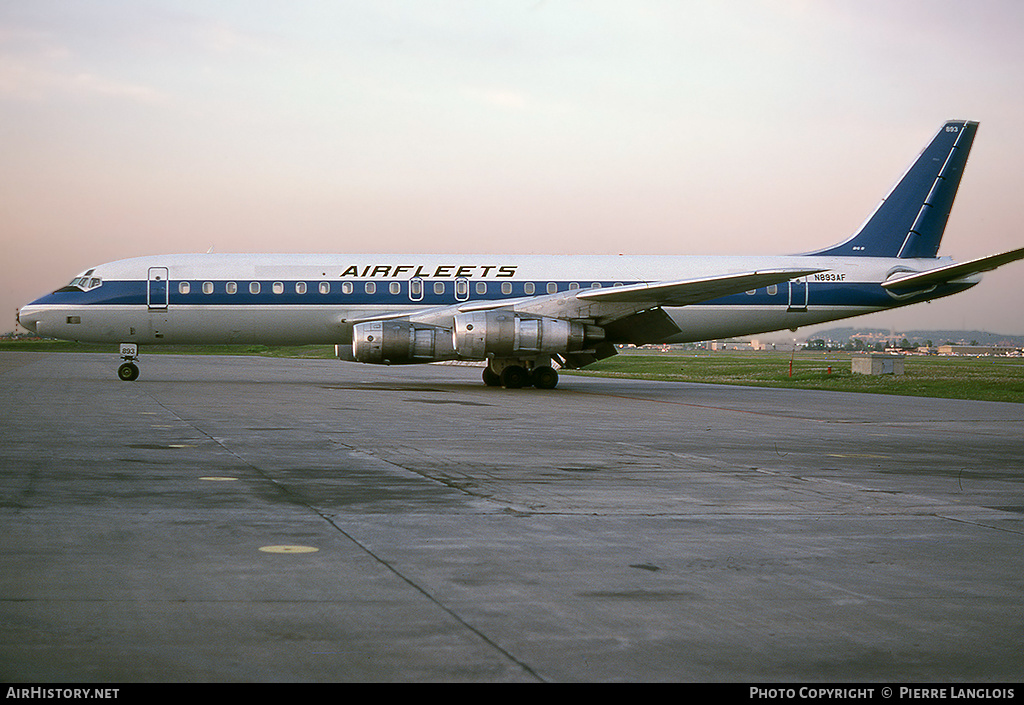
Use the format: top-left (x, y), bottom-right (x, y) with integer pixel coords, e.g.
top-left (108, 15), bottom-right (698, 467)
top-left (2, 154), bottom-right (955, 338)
top-left (259, 545), bottom-right (319, 554)
top-left (199, 476), bottom-right (238, 481)
top-left (827, 453), bottom-right (889, 458)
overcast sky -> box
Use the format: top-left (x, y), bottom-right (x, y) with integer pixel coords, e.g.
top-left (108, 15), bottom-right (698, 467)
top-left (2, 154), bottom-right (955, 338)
top-left (3, 0), bottom-right (1024, 337)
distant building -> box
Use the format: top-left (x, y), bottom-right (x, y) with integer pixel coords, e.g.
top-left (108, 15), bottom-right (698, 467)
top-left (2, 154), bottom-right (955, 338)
top-left (850, 331), bottom-right (901, 345)
top-left (710, 339), bottom-right (768, 351)
top-left (937, 345), bottom-right (1021, 356)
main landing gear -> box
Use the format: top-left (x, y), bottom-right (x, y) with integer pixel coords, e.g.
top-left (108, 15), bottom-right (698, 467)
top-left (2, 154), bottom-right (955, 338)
top-left (482, 360), bottom-right (559, 389)
top-left (117, 343), bottom-right (140, 381)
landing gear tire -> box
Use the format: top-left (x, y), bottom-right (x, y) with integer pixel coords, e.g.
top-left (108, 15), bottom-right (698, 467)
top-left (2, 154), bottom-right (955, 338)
top-left (532, 365), bottom-right (558, 389)
top-left (482, 366), bottom-right (501, 387)
top-left (117, 362), bottom-right (140, 382)
top-left (500, 365), bottom-right (529, 389)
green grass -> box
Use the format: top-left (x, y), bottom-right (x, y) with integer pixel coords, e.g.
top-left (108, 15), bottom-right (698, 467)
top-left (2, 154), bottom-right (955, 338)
top-left (3, 341), bottom-right (1021, 403)
top-left (566, 350), bottom-right (1024, 403)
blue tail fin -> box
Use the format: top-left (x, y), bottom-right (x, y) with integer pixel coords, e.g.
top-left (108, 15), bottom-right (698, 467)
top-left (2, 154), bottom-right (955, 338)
top-left (810, 120), bottom-right (978, 258)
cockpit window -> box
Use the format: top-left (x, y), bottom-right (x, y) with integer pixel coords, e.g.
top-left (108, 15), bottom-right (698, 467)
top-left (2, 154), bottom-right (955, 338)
top-left (55, 276), bottom-right (103, 293)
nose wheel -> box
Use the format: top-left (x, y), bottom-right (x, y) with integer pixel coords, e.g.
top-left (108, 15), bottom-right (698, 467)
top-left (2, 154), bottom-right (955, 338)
top-left (118, 343), bottom-right (140, 381)
top-left (118, 362), bottom-right (140, 381)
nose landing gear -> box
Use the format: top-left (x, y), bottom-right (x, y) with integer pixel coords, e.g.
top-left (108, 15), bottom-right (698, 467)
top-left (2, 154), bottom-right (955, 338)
top-left (118, 343), bottom-right (140, 381)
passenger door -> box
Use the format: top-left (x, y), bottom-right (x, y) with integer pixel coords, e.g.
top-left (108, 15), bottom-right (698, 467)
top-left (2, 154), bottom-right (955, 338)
top-left (148, 267), bottom-right (169, 311)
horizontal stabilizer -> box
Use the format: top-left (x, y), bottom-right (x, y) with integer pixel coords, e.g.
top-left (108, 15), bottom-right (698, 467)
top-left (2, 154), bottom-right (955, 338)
top-left (882, 246), bottom-right (1024, 291)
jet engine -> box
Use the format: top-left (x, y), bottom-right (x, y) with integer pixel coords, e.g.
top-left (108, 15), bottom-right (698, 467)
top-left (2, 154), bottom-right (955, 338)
top-left (352, 321), bottom-right (456, 364)
top-left (452, 311), bottom-right (604, 359)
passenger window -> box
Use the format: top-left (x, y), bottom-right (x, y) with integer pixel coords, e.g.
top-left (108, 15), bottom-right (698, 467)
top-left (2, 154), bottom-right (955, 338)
top-left (203, 282), bottom-right (214, 295)
top-left (746, 289), bottom-right (756, 295)
top-left (250, 282), bottom-right (261, 295)
top-left (767, 285), bottom-right (778, 296)
top-left (273, 282), bottom-right (284, 295)
top-left (365, 282), bottom-right (376, 294)
top-left (524, 282), bottom-right (535, 295)
top-left (547, 282), bottom-right (558, 294)
top-left (178, 282), bottom-right (190, 295)
top-left (476, 282), bottom-right (487, 295)
top-left (342, 282), bottom-right (353, 295)
top-left (433, 281), bottom-right (445, 295)
top-left (455, 279), bottom-right (469, 299)
top-left (501, 282), bottom-right (512, 295)
top-left (226, 282), bottom-right (237, 295)
top-left (389, 281), bottom-right (401, 295)
top-left (295, 282), bottom-right (307, 295)
top-left (568, 282), bottom-right (580, 290)
top-left (591, 282), bottom-right (601, 289)
top-left (319, 282), bottom-right (330, 295)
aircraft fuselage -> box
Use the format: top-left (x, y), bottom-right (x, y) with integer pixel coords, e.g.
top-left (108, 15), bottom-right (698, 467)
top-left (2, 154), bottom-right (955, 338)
top-left (18, 252), bottom-right (975, 347)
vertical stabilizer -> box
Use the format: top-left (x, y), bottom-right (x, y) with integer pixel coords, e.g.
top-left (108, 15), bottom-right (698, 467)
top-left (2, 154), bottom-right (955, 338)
top-left (811, 120), bottom-right (978, 258)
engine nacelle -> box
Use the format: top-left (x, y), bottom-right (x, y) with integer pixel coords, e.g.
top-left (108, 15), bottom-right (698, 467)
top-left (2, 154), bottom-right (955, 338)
top-left (452, 311), bottom-right (603, 359)
top-left (352, 321), bottom-right (456, 364)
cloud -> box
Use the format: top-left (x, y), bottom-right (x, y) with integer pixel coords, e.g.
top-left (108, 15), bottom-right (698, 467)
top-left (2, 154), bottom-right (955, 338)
top-left (476, 88), bottom-right (530, 111)
top-left (0, 27), bottom-right (168, 104)
top-left (0, 58), bottom-right (167, 103)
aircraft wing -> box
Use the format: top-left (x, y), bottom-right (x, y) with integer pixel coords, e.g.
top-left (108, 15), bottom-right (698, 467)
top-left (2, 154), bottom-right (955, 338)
top-left (882, 246), bottom-right (1024, 291)
top-left (346, 267), bottom-right (824, 329)
top-left (575, 268), bottom-right (825, 306)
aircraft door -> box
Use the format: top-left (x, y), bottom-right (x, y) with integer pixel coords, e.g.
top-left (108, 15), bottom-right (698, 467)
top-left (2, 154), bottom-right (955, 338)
top-left (148, 267), bottom-right (169, 311)
top-left (787, 277), bottom-right (808, 312)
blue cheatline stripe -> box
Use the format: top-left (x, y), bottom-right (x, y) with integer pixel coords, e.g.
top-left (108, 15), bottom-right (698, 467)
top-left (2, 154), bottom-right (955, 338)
top-left (35, 279), bottom-right (973, 310)
top-left (41, 280), bottom-right (634, 307)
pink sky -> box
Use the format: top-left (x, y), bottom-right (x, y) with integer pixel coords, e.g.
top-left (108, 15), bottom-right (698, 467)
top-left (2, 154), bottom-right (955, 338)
top-left (3, 1), bottom-right (1024, 336)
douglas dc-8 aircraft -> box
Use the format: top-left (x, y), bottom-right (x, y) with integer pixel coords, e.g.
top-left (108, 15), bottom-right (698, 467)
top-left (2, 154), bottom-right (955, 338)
top-left (17, 120), bottom-right (1024, 388)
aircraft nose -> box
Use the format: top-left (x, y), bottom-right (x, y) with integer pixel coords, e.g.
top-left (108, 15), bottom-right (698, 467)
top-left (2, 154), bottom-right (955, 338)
top-left (17, 304), bottom-right (40, 334)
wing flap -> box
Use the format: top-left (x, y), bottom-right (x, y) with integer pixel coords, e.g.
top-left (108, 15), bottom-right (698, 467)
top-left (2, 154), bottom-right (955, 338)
top-left (602, 307), bottom-right (682, 345)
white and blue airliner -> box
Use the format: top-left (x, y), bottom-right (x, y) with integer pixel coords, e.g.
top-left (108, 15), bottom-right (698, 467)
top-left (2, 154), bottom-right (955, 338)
top-left (17, 120), bottom-right (1024, 388)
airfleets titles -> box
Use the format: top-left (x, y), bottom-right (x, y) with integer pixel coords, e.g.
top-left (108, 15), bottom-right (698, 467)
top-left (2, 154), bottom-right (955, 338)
top-left (339, 265), bottom-right (517, 278)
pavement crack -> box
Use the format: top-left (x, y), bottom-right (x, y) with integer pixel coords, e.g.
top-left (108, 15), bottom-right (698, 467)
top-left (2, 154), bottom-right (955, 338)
top-left (315, 511), bottom-right (547, 683)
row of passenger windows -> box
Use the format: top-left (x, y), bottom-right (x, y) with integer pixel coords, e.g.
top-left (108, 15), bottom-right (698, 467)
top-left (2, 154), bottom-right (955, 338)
top-left (175, 281), bottom-right (784, 297)
top-left (177, 280), bottom-right (621, 296)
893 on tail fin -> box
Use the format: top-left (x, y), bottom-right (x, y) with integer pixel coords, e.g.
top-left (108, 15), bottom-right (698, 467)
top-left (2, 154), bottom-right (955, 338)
top-left (811, 120), bottom-right (978, 259)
